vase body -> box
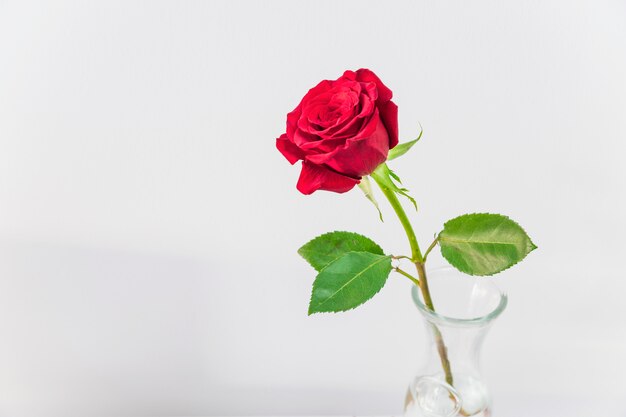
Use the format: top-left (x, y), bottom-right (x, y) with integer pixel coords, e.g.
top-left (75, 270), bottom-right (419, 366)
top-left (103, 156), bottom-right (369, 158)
top-left (404, 267), bottom-right (507, 417)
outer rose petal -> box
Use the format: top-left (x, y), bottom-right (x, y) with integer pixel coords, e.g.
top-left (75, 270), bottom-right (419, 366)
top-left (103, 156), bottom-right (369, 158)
top-left (296, 161), bottom-right (360, 195)
top-left (378, 100), bottom-right (398, 148)
top-left (286, 106), bottom-right (301, 140)
top-left (301, 79), bottom-right (334, 103)
top-left (286, 79), bottom-right (333, 140)
top-left (354, 68), bottom-right (393, 102)
top-left (276, 134), bottom-right (305, 164)
top-left (324, 115), bottom-right (390, 177)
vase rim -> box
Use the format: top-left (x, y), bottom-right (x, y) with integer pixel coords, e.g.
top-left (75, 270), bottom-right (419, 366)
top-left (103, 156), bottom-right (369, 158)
top-left (410, 266), bottom-right (508, 326)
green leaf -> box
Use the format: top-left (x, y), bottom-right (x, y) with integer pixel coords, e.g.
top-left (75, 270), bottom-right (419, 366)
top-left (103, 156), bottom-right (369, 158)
top-left (308, 251), bottom-right (392, 314)
top-left (390, 172), bottom-right (417, 211)
top-left (388, 169), bottom-right (402, 184)
top-left (298, 231), bottom-right (385, 272)
top-left (374, 164), bottom-right (418, 211)
top-left (357, 176), bottom-right (383, 222)
top-left (387, 126), bottom-right (423, 161)
top-left (439, 213), bottom-right (537, 276)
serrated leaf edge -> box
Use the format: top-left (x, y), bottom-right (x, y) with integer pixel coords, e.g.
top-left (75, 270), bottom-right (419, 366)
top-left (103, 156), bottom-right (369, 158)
top-left (297, 230), bottom-right (385, 272)
top-left (439, 212), bottom-right (537, 277)
top-left (308, 252), bottom-right (392, 315)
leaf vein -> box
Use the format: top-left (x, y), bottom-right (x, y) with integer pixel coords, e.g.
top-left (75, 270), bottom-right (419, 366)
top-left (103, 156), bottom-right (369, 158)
top-left (313, 255), bottom-right (390, 309)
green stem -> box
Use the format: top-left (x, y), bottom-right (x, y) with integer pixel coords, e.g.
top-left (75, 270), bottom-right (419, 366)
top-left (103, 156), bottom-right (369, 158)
top-left (415, 262), bottom-right (453, 386)
top-left (370, 169), bottom-right (423, 262)
top-left (423, 237), bottom-right (439, 262)
top-left (392, 255), bottom-right (413, 262)
top-left (394, 267), bottom-right (420, 287)
top-left (370, 165), bottom-right (454, 387)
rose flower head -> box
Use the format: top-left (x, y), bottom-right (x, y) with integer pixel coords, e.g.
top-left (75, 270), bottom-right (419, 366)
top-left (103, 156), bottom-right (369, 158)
top-left (276, 69), bottom-right (399, 194)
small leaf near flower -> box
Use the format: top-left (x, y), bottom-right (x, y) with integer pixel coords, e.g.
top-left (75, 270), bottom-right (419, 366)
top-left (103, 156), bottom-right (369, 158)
top-left (388, 169), bottom-right (417, 211)
top-left (388, 169), bottom-right (402, 183)
top-left (387, 127), bottom-right (423, 161)
top-left (308, 251), bottom-right (392, 314)
top-left (298, 231), bottom-right (385, 272)
top-left (358, 176), bottom-right (384, 222)
top-left (372, 164), bottom-right (418, 211)
top-left (439, 213), bottom-right (537, 276)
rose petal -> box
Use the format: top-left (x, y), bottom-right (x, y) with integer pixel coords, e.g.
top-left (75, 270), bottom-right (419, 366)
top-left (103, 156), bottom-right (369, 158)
top-left (296, 161), bottom-right (360, 195)
top-left (354, 69), bottom-right (393, 102)
top-left (293, 128), bottom-right (320, 148)
top-left (301, 79), bottom-right (334, 103)
top-left (286, 105), bottom-right (302, 141)
top-left (378, 100), bottom-right (398, 148)
top-left (276, 134), bottom-right (305, 164)
top-left (309, 110), bottom-right (364, 141)
top-left (341, 70), bottom-right (357, 81)
top-left (316, 101), bottom-right (377, 142)
top-left (286, 79), bottom-right (335, 140)
top-left (301, 82), bottom-right (360, 133)
top-left (355, 82), bottom-right (377, 118)
top-left (299, 137), bottom-right (346, 153)
top-left (305, 111), bottom-right (389, 177)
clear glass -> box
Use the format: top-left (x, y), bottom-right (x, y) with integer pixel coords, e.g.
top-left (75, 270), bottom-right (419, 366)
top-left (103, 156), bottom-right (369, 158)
top-left (404, 266), bottom-right (508, 417)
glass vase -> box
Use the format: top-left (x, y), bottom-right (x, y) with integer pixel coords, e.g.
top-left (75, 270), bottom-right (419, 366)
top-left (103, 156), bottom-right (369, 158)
top-left (404, 267), bottom-right (508, 417)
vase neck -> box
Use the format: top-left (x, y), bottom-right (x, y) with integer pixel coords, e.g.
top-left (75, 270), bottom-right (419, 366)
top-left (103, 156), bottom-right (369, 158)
top-left (420, 316), bottom-right (494, 378)
top-left (411, 270), bottom-right (507, 378)
top-left (411, 269), bottom-right (508, 327)
top-left (405, 268), bottom-right (507, 417)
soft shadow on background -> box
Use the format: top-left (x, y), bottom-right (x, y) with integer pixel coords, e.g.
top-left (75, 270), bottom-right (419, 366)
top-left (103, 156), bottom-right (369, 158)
top-left (0, 1), bottom-right (625, 416)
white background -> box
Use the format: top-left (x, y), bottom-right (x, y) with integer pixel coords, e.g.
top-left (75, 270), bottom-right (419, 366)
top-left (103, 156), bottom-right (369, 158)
top-left (1, 1), bottom-right (625, 416)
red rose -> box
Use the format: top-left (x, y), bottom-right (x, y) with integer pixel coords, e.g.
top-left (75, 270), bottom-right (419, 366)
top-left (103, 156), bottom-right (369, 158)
top-left (276, 69), bottom-right (398, 195)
